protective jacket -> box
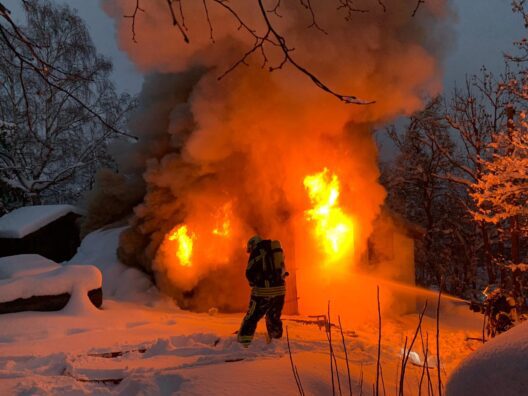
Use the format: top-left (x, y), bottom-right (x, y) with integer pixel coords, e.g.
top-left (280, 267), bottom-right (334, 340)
top-left (245, 239), bottom-right (286, 297)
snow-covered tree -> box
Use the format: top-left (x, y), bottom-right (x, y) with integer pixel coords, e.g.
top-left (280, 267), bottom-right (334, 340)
top-left (470, 109), bottom-right (528, 269)
top-left (471, 114), bottom-right (528, 224)
top-left (0, 0), bottom-right (134, 206)
top-left (0, 120), bottom-right (22, 214)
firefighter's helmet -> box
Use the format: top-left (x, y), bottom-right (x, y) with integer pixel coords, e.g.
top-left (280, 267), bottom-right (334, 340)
top-left (246, 235), bottom-right (263, 253)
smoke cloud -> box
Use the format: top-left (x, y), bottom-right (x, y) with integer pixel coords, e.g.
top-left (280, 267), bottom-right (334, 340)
top-left (101, 0), bottom-right (454, 317)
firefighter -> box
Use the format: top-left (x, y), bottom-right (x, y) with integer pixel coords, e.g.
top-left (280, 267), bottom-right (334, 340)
top-left (487, 290), bottom-right (517, 337)
top-left (470, 287), bottom-right (518, 337)
top-left (237, 235), bottom-right (287, 347)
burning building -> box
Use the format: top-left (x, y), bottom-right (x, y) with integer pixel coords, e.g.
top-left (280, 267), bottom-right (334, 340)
top-left (99, 0), bottom-right (453, 321)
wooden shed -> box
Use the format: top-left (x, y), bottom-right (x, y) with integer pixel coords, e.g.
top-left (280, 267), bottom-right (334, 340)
top-left (366, 208), bottom-right (426, 314)
top-left (0, 205), bottom-right (83, 262)
top-left (367, 209), bottom-right (426, 283)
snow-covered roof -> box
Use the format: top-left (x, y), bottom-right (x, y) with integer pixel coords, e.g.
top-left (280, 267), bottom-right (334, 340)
top-left (0, 254), bottom-right (60, 279)
top-left (0, 205), bottom-right (84, 239)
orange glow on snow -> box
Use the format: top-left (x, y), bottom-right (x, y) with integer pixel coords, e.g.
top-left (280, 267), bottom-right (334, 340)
top-left (168, 225), bottom-right (194, 267)
top-left (304, 168), bottom-right (355, 263)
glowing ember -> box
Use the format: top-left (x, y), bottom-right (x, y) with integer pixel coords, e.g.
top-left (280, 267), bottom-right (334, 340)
top-left (168, 225), bottom-right (194, 267)
top-left (304, 168), bottom-right (355, 261)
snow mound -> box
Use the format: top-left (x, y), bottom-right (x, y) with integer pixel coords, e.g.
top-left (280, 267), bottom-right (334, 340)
top-left (446, 321), bottom-right (528, 395)
top-left (0, 205), bottom-right (83, 238)
top-left (68, 227), bottom-right (163, 304)
top-left (0, 254), bottom-right (60, 279)
top-left (0, 265), bottom-right (101, 303)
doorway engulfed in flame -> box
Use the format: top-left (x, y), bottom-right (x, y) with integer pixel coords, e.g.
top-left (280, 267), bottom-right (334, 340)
top-left (304, 168), bottom-right (355, 265)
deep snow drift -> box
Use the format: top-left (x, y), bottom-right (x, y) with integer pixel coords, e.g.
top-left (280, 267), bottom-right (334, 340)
top-left (446, 320), bottom-right (528, 395)
top-left (0, 227), bottom-right (490, 395)
top-left (0, 263), bottom-right (101, 304)
top-left (0, 254), bottom-right (60, 279)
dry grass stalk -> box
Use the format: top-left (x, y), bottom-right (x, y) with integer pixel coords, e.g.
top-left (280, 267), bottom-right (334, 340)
top-left (338, 315), bottom-right (353, 396)
top-left (286, 326), bottom-right (305, 396)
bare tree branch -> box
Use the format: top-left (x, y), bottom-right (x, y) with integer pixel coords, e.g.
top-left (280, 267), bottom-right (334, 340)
top-left (123, 0), bottom-right (379, 104)
top-left (202, 0), bottom-right (215, 43)
top-left (166, 0), bottom-right (190, 43)
top-left (123, 0), bottom-right (144, 44)
top-left (412, 0), bottom-right (425, 17)
top-left (256, 0), bottom-right (374, 104)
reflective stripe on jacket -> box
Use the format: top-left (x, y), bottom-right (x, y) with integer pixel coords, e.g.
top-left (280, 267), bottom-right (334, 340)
top-left (251, 285), bottom-right (286, 297)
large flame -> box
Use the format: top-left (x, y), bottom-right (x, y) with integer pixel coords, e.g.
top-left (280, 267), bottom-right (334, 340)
top-left (154, 198), bottom-right (247, 296)
top-left (304, 169), bottom-right (355, 263)
top-left (168, 225), bottom-right (195, 267)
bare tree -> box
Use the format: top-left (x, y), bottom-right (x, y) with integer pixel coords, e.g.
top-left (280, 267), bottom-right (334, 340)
top-left (436, 71), bottom-right (512, 283)
top-left (0, 0), bottom-right (135, 206)
top-left (383, 98), bottom-right (475, 292)
top-left (0, 1), bottom-right (133, 138)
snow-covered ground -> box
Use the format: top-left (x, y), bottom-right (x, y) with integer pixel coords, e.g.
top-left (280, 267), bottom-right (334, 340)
top-left (446, 320), bottom-right (528, 396)
top-left (0, 227), bottom-right (487, 395)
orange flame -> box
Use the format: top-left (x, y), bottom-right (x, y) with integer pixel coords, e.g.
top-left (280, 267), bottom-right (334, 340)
top-left (304, 168), bottom-right (355, 263)
top-left (212, 203), bottom-right (232, 237)
top-left (212, 220), bottom-right (230, 236)
top-left (168, 225), bottom-right (195, 267)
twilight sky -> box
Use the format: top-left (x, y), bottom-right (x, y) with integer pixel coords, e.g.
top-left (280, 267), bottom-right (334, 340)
top-left (3, 0), bottom-right (525, 95)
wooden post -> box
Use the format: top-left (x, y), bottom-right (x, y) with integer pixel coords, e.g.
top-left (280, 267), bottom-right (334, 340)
top-left (280, 216), bottom-right (299, 315)
top-left (284, 237), bottom-right (299, 315)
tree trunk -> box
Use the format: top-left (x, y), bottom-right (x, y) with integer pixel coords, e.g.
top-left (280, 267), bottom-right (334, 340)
top-left (511, 215), bottom-right (521, 264)
top-left (480, 222), bottom-right (495, 284)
